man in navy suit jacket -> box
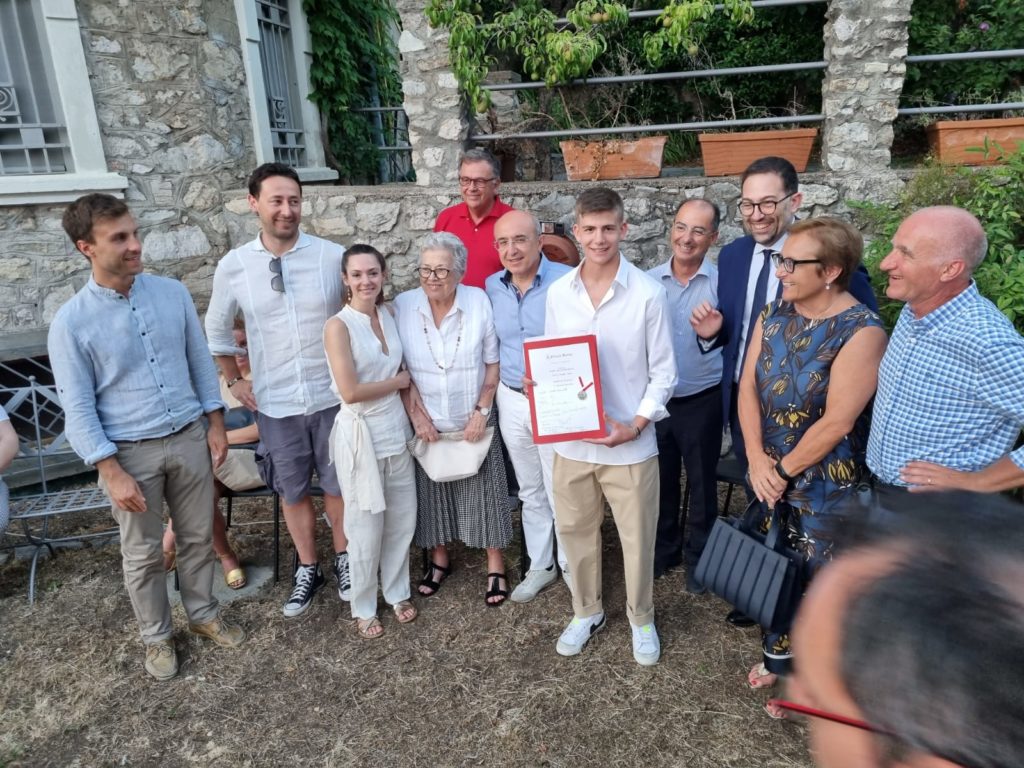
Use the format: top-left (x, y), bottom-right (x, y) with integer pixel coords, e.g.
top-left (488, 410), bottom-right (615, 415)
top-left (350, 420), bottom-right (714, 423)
top-left (691, 157), bottom-right (878, 483)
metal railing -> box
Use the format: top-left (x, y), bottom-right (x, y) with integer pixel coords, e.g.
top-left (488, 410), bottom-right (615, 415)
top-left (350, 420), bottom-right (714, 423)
top-left (466, 1), bottom-right (1023, 143)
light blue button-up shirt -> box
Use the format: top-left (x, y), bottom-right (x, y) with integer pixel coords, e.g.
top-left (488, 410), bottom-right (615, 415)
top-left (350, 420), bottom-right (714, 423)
top-left (867, 282), bottom-right (1024, 484)
top-left (48, 274), bottom-right (223, 465)
top-left (647, 257), bottom-right (723, 397)
top-left (484, 256), bottom-right (572, 388)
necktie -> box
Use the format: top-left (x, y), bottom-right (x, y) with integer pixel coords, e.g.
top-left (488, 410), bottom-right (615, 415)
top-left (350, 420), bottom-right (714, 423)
top-left (741, 248), bottom-right (774, 370)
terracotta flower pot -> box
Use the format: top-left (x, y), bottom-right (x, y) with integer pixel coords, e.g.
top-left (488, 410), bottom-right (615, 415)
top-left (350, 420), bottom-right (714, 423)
top-left (926, 117), bottom-right (1024, 166)
top-left (698, 128), bottom-right (818, 176)
top-left (560, 136), bottom-right (667, 181)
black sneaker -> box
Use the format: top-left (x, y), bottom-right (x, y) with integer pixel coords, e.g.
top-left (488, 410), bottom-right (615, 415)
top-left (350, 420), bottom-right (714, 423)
top-left (334, 551), bottom-right (351, 602)
top-left (283, 562), bottom-right (324, 618)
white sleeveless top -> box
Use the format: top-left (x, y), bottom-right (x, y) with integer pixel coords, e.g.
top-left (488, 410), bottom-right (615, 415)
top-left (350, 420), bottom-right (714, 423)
top-left (327, 305), bottom-right (413, 513)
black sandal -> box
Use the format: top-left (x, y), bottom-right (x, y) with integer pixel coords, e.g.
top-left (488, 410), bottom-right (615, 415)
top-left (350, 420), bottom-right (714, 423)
top-left (418, 561), bottom-right (452, 596)
top-left (485, 572), bottom-right (508, 607)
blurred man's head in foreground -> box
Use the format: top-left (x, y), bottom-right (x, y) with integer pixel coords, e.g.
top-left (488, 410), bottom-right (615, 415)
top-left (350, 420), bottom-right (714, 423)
top-left (789, 491), bottom-right (1024, 768)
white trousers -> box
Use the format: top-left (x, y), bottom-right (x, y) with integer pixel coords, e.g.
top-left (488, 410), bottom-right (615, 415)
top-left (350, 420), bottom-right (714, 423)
top-left (497, 382), bottom-right (567, 572)
top-left (341, 450), bottom-right (417, 620)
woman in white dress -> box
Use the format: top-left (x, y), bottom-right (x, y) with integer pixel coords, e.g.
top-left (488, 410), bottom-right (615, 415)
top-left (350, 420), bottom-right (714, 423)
top-left (324, 244), bottom-right (417, 638)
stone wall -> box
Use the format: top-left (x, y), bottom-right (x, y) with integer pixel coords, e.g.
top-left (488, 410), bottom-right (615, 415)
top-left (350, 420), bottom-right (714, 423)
top-left (0, 0), bottom-right (254, 334)
top-left (220, 174), bottom-right (849, 300)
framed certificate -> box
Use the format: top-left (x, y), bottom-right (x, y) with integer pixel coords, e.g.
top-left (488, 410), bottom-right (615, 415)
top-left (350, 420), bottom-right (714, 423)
top-left (523, 334), bottom-right (606, 443)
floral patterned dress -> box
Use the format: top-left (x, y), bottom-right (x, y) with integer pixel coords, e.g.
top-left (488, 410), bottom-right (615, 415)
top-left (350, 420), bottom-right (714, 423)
top-left (753, 299), bottom-right (883, 672)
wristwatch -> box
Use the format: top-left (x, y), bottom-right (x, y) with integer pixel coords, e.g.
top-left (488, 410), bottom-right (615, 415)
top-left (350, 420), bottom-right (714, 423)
top-left (474, 404), bottom-right (491, 417)
top-left (225, 376), bottom-right (242, 388)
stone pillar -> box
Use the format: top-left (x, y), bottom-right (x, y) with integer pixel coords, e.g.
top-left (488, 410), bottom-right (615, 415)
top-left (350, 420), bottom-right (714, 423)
top-left (820, 0), bottom-right (912, 202)
top-left (395, 0), bottom-right (467, 187)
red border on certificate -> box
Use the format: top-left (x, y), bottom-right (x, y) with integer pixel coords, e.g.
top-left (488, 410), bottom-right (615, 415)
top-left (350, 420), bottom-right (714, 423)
top-left (523, 334), bottom-right (606, 443)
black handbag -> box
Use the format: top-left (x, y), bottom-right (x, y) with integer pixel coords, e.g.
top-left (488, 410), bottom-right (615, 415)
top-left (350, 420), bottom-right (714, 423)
top-left (694, 500), bottom-right (805, 633)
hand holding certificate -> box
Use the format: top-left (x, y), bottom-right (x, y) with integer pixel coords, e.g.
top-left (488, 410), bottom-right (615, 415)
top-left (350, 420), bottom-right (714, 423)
top-left (523, 334), bottom-right (606, 443)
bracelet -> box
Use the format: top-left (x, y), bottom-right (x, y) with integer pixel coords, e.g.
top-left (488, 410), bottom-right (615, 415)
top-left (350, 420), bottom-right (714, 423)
top-left (631, 424), bottom-right (642, 441)
top-left (774, 460), bottom-right (794, 482)
top-left (225, 376), bottom-right (242, 388)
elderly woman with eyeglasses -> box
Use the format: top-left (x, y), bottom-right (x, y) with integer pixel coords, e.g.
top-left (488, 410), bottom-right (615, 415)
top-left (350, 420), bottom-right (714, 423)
top-left (393, 232), bottom-right (512, 606)
top-left (736, 217), bottom-right (887, 716)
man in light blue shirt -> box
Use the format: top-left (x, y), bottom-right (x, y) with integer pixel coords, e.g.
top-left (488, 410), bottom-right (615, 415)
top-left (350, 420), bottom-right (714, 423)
top-left (485, 210), bottom-right (572, 603)
top-left (647, 199), bottom-right (723, 592)
top-left (867, 205), bottom-right (1024, 494)
top-left (48, 194), bottom-right (245, 682)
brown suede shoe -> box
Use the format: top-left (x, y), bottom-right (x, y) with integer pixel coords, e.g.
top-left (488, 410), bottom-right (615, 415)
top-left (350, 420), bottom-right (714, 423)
top-left (189, 617), bottom-right (246, 648)
top-left (144, 639), bottom-right (178, 681)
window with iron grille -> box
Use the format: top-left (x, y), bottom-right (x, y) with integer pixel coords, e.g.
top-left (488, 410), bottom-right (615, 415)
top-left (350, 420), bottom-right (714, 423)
top-left (0, 0), bottom-right (125, 205)
top-left (256, 0), bottom-right (306, 167)
top-left (236, 0), bottom-right (336, 181)
top-left (0, 0), bottom-right (70, 175)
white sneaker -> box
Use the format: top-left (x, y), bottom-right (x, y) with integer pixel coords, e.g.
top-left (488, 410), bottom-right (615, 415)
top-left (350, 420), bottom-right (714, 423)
top-left (631, 622), bottom-right (661, 666)
top-left (555, 613), bottom-right (606, 656)
top-left (510, 566), bottom-right (557, 603)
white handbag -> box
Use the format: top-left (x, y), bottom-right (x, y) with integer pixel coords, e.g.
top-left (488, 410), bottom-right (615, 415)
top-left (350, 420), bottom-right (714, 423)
top-left (407, 428), bottom-right (494, 483)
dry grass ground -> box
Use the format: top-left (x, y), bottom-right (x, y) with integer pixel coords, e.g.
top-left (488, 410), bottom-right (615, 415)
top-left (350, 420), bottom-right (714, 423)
top-left (0, 499), bottom-right (814, 768)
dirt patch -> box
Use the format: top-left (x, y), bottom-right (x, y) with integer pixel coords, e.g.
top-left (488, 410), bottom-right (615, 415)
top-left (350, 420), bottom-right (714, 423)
top-left (0, 497), bottom-right (813, 768)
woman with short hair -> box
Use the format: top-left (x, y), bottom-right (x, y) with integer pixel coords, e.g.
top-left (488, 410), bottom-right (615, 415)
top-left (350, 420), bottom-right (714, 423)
top-left (737, 217), bottom-right (887, 715)
top-left (394, 232), bottom-right (511, 606)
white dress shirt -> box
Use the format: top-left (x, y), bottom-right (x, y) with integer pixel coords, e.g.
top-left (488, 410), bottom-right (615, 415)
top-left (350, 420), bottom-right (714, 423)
top-left (544, 255), bottom-right (676, 466)
top-left (206, 231), bottom-right (344, 418)
top-left (736, 233), bottom-right (788, 381)
top-left (394, 285), bottom-right (499, 433)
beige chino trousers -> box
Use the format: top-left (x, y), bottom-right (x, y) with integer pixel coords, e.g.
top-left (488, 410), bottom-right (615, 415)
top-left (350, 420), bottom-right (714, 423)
top-left (103, 419), bottom-right (219, 644)
top-left (552, 454), bottom-right (659, 627)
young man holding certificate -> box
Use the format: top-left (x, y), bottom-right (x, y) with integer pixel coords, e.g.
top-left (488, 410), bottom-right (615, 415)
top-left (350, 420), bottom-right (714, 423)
top-left (543, 188), bottom-right (676, 665)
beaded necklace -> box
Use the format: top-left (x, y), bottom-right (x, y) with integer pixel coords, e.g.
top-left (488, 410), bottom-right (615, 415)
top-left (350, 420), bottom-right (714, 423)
top-left (421, 311), bottom-right (463, 370)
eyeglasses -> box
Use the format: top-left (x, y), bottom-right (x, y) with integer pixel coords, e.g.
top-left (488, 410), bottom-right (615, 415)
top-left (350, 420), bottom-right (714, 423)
top-left (768, 699), bottom-right (976, 767)
top-left (418, 266), bottom-right (452, 280)
top-left (459, 176), bottom-right (496, 188)
top-left (672, 222), bottom-right (712, 237)
top-left (739, 191), bottom-right (795, 216)
top-left (771, 253), bottom-right (823, 273)
top-left (269, 258), bottom-right (284, 293)
top-left (494, 235), bottom-right (532, 250)
top-left (768, 699), bottom-right (879, 733)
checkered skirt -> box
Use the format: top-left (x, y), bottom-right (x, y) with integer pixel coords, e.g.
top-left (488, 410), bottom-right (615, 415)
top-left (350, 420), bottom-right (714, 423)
top-left (413, 411), bottom-right (513, 549)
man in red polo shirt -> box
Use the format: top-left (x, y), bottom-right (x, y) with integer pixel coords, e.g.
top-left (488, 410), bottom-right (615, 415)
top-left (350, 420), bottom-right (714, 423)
top-left (434, 148), bottom-right (515, 289)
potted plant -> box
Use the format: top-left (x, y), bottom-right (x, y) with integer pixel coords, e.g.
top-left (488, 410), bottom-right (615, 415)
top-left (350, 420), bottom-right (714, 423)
top-left (698, 127), bottom-right (819, 176)
top-left (425, 0), bottom-right (754, 180)
top-left (926, 116), bottom-right (1024, 165)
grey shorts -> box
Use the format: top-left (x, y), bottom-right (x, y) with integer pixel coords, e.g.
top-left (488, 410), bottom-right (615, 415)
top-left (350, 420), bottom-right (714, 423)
top-left (255, 405), bottom-right (342, 504)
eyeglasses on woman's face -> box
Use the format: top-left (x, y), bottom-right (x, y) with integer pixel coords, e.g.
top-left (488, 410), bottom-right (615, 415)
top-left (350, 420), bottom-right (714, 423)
top-left (418, 266), bottom-right (452, 280)
top-left (771, 252), bottom-right (823, 273)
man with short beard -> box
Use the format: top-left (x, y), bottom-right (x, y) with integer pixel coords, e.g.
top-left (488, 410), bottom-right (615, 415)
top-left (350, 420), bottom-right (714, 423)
top-left (206, 163), bottom-right (348, 618)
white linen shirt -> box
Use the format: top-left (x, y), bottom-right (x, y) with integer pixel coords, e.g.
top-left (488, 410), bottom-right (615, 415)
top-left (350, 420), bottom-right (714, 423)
top-left (544, 255), bottom-right (676, 466)
top-left (206, 231), bottom-right (344, 418)
top-left (394, 285), bottom-right (499, 433)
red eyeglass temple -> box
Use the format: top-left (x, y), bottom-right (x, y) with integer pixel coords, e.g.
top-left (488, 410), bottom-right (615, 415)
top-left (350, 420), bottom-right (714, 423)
top-left (767, 699), bottom-right (881, 733)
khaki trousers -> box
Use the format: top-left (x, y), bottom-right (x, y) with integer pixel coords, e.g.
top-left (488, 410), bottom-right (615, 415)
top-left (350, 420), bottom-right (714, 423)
top-left (103, 420), bottom-right (219, 644)
top-left (552, 454), bottom-right (659, 626)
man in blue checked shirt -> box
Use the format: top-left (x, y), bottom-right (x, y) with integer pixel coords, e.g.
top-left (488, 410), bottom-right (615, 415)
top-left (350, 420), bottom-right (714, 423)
top-left (867, 205), bottom-right (1024, 494)
top-left (485, 209), bottom-right (572, 602)
top-left (48, 194), bottom-right (246, 682)
top-left (646, 199), bottom-right (723, 592)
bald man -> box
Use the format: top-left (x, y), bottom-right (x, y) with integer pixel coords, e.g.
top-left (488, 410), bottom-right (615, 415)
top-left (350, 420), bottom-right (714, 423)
top-left (867, 206), bottom-right (1024, 496)
top-left (485, 210), bottom-right (572, 602)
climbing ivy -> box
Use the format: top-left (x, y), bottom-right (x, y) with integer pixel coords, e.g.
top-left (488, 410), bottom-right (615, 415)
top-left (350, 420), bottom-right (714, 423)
top-left (303, 0), bottom-right (406, 183)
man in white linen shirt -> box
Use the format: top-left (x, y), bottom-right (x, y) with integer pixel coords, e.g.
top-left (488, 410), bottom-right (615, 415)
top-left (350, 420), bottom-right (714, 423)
top-left (544, 188), bottom-right (676, 666)
top-left (206, 163), bottom-right (347, 619)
